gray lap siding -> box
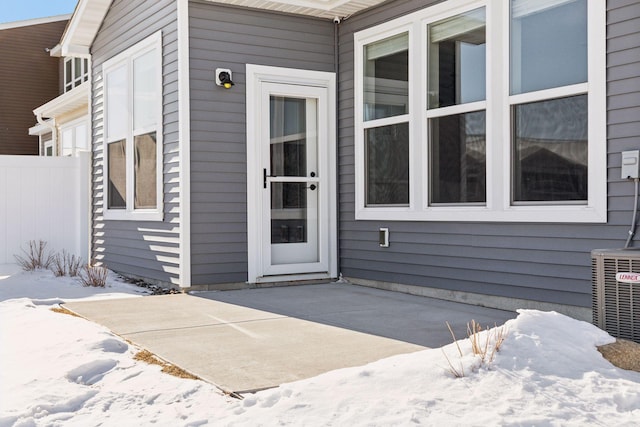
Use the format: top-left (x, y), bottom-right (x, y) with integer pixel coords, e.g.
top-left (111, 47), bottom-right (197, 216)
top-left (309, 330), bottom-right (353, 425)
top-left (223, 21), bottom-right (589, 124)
top-left (91, 0), bottom-right (181, 285)
top-left (337, 0), bottom-right (640, 309)
top-left (188, 1), bottom-right (335, 286)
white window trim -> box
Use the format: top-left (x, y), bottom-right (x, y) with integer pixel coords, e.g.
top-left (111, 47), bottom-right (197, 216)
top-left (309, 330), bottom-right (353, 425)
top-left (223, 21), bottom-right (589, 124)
top-left (43, 139), bottom-right (54, 156)
top-left (354, 0), bottom-right (606, 223)
top-left (59, 116), bottom-right (89, 157)
top-left (102, 31), bottom-right (163, 222)
top-left (64, 57), bottom-right (89, 93)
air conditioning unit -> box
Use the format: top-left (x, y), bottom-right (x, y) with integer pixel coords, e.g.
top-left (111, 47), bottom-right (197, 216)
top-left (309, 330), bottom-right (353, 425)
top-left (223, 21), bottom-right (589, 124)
top-left (591, 248), bottom-right (640, 343)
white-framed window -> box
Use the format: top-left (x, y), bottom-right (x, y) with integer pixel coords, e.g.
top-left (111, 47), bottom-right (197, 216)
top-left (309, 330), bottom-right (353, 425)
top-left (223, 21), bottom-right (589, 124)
top-left (102, 31), bottom-right (163, 221)
top-left (44, 139), bottom-right (54, 156)
top-left (60, 117), bottom-right (89, 157)
top-left (354, 0), bottom-right (606, 223)
top-left (64, 57), bottom-right (89, 92)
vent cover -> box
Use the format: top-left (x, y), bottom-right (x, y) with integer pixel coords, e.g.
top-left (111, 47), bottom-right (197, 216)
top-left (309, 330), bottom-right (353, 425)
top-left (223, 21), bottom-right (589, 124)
top-left (591, 248), bottom-right (640, 343)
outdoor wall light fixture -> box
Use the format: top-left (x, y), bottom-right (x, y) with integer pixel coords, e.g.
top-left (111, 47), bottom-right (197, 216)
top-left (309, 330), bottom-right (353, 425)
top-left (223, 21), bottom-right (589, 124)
top-left (215, 68), bottom-right (234, 89)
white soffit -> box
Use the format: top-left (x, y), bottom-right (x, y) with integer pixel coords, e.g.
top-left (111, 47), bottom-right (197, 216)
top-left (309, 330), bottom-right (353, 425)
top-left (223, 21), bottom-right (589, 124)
top-left (33, 83), bottom-right (89, 119)
top-left (59, 0), bottom-right (112, 57)
top-left (202, 0), bottom-right (388, 18)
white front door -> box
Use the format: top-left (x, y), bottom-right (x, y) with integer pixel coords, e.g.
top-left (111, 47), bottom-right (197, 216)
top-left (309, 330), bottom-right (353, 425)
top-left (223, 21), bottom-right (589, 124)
top-left (247, 65), bottom-right (337, 283)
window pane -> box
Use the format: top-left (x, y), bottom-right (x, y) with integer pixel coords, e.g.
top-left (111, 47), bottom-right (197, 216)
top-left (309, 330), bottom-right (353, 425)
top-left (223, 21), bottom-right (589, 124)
top-left (74, 58), bottom-right (82, 81)
top-left (133, 49), bottom-right (157, 130)
top-left (366, 122), bottom-right (409, 205)
top-left (83, 58), bottom-right (89, 82)
top-left (428, 8), bottom-right (486, 109)
top-left (513, 95), bottom-right (587, 202)
top-left (62, 128), bottom-right (74, 156)
top-left (134, 132), bottom-right (157, 209)
top-left (510, 0), bottom-right (587, 95)
top-left (75, 123), bottom-right (88, 151)
top-left (364, 33), bottom-right (409, 121)
top-left (106, 65), bottom-right (128, 139)
top-left (65, 59), bottom-right (72, 87)
top-left (430, 110), bottom-right (486, 203)
top-left (108, 140), bottom-right (127, 209)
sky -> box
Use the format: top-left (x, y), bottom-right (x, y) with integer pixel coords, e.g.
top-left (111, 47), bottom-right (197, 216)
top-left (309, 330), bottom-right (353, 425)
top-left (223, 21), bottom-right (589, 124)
top-left (0, 0), bottom-right (78, 24)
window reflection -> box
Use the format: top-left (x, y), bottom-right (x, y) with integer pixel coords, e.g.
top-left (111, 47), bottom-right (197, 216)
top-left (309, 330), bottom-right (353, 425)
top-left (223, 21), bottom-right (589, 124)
top-left (366, 122), bottom-right (410, 205)
top-left (513, 95), bottom-right (588, 202)
top-left (428, 8), bottom-right (486, 108)
top-left (430, 111), bottom-right (486, 203)
top-left (510, 0), bottom-right (587, 95)
top-left (364, 33), bottom-right (409, 121)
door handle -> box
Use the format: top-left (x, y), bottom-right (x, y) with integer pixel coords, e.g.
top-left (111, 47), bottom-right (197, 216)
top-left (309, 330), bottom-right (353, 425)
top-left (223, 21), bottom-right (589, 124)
top-left (263, 169), bottom-right (277, 189)
top-left (308, 184), bottom-right (317, 191)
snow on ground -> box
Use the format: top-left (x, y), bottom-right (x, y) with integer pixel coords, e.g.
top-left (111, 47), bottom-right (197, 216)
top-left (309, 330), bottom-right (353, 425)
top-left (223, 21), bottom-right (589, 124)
top-left (1, 265), bottom-right (639, 426)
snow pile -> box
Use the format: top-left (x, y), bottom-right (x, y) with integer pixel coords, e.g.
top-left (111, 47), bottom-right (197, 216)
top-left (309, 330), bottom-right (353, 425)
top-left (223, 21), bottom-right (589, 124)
top-left (1, 266), bottom-right (639, 426)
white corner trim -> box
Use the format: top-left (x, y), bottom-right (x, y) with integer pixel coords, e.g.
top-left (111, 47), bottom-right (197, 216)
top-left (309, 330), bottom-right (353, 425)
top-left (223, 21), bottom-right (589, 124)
top-left (177, 0), bottom-right (192, 288)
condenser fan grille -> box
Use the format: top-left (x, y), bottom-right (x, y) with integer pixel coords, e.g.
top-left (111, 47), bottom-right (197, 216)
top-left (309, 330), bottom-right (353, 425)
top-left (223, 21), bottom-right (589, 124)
top-left (592, 249), bottom-right (640, 343)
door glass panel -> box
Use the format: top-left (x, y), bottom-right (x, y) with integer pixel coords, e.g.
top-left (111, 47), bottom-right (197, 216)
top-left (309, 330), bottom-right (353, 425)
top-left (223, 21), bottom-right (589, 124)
top-left (269, 95), bottom-right (319, 266)
top-left (270, 96), bottom-right (316, 177)
top-left (271, 182), bottom-right (308, 244)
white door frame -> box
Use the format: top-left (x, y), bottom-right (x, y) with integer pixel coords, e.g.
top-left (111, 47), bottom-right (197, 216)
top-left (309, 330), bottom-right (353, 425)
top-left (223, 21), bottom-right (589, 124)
top-left (246, 64), bottom-right (337, 284)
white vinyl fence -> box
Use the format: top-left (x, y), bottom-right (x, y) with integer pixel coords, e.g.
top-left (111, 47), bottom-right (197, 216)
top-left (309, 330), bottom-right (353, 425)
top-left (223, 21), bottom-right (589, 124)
top-left (0, 153), bottom-right (90, 265)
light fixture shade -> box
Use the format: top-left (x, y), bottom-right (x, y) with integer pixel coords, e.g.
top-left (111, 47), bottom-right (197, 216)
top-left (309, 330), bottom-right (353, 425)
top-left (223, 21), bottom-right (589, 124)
top-left (215, 68), bottom-right (234, 89)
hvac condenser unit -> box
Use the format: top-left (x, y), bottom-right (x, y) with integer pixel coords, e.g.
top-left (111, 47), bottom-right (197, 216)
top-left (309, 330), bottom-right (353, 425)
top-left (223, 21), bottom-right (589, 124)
top-left (591, 248), bottom-right (640, 343)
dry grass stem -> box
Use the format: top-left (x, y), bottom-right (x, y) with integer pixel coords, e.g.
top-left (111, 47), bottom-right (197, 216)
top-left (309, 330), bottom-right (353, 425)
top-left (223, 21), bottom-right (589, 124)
top-left (134, 350), bottom-right (199, 380)
top-left (443, 320), bottom-right (509, 378)
top-left (50, 306), bottom-right (82, 318)
top-left (466, 320), bottom-right (509, 365)
top-left (14, 240), bottom-right (53, 271)
top-left (446, 322), bottom-right (463, 357)
top-left (442, 349), bottom-right (465, 378)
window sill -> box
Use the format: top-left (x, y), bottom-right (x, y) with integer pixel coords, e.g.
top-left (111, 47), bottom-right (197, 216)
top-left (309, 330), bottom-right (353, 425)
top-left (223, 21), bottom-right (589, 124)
top-left (103, 209), bottom-right (163, 222)
top-left (355, 204), bottom-right (607, 223)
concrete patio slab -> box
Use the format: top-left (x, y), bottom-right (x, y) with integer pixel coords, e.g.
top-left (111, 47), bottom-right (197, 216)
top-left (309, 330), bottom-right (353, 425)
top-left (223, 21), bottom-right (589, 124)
top-left (64, 283), bottom-right (516, 394)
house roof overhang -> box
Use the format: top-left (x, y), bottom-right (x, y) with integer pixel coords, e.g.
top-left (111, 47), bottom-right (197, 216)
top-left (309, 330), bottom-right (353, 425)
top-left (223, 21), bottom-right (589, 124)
top-left (28, 121), bottom-right (52, 136)
top-left (33, 82), bottom-right (89, 120)
top-left (59, 0), bottom-right (386, 51)
top-left (201, 0), bottom-right (388, 19)
top-left (58, 0), bottom-right (112, 58)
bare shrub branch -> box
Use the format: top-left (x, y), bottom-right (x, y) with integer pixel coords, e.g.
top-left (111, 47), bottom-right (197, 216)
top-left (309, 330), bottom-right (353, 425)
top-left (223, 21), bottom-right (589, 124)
top-left (79, 263), bottom-right (108, 287)
top-left (14, 240), bottom-right (53, 271)
top-left (51, 250), bottom-right (83, 277)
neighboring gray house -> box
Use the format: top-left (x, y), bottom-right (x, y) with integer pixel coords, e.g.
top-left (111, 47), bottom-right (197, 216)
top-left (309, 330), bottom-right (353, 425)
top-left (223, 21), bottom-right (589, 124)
top-left (60, 0), bottom-right (638, 320)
